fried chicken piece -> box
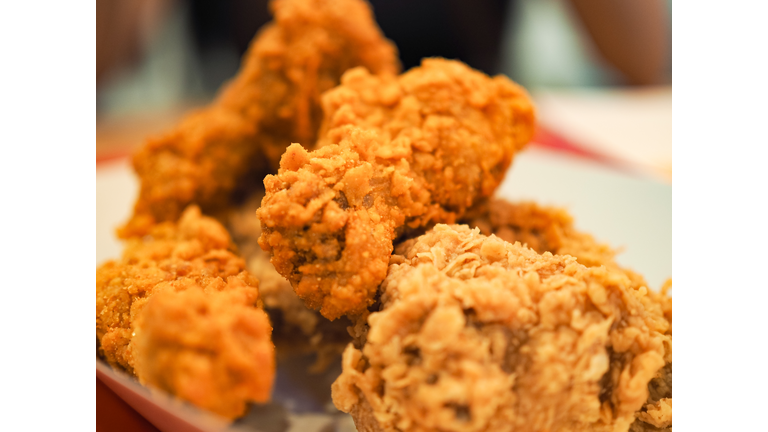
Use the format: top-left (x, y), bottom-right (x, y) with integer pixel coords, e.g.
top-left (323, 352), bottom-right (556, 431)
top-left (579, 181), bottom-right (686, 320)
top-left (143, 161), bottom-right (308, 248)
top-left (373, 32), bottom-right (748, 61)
top-left (120, 0), bottom-right (400, 237)
top-left (258, 59), bottom-right (536, 319)
top-left (466, 199), bottom-right (673, 431)
top-left (316, 59), bottom-right (535, 209)
top-left (629, 365), bottom-right (672, 431)
top-left (228, 192), bottom-right (351, 371)
top-left (97, 206), bottom-right (275, 419)
top-left (332, 224), bottom-right (670, 432)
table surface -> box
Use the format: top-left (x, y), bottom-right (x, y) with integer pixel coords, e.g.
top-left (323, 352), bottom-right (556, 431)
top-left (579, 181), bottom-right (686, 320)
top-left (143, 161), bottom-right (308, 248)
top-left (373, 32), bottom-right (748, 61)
top-left (95, 87), bottom-right (672, 431)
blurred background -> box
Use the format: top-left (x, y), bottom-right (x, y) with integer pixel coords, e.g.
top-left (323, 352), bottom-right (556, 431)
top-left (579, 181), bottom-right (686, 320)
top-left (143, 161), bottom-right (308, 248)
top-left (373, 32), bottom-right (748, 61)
top-left (96, 4), bottom-right (672, 428)
top-left (96, 0), bottom-right (671, 179)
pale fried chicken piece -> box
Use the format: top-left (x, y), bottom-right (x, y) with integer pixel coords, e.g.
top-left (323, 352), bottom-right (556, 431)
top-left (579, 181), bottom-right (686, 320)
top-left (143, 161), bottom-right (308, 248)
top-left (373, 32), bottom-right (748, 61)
top-left (120, 0), bottom-right (400, 237)
top-left (258, 59), bottom-right (535, 319)
top-left (96, 206), bottom-right (275, 419)
top-left (465, 199), bottom-right (673, 431)
top-left (332, 224), bottom-right (670, 432)
top-left (228, 192), bottom-right (351, 371)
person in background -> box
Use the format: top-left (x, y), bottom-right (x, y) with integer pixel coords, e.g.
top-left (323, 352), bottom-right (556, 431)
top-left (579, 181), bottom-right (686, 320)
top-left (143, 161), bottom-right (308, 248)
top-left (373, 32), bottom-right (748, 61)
top-left (97, 0), bottom-right (670, 114)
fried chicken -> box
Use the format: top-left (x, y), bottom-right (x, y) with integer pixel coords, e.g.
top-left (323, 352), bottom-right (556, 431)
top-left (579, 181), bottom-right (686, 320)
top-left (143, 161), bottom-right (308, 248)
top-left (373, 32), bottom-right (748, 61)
top-left (332, 224), bottom-right (670, 432)
top-left (97, 206), bottom-right (275, 419)
top-left (258, 59), bottom-right (536, 319)
top-left (465, 198), bottom-right (673, 431)
top-left (120, 0), bottom-right (400, 237)
top-left (228, 192), bottom-right (351, 371)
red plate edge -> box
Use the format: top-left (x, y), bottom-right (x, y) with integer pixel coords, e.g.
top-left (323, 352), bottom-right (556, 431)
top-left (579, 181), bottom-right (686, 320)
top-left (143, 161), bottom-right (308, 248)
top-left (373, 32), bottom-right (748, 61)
top-left (97, 361), bottom-right (230, 432)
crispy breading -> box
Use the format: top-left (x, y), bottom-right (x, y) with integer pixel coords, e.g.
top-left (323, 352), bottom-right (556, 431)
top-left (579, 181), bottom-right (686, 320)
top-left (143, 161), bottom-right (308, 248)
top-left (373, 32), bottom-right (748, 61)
top-left (258, 59), bottom-right (535, 319)
top-left (120, 0), bottom-right (400, 237)
top-left (316, 59), bottom-right (535, 210)
top-left (96, 206), bottom-right (275, 419)
top-left (465, 199), bottom-right (673, 431)
top-left (332, 224), bottom-right (670, 432)
top-left (228, 192), bottom-right (351, 371)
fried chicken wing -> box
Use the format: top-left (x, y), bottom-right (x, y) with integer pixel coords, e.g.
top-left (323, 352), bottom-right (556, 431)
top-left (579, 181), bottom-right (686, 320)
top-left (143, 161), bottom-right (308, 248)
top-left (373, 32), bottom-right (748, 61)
top-left (258, 59), bottom-right (535, 319)
top-left (97, 206), bottom-right (275, 419)
top-left (332, 224), bottom-right (670, 432)
top-left (121, 0), bottom-right (400, 237)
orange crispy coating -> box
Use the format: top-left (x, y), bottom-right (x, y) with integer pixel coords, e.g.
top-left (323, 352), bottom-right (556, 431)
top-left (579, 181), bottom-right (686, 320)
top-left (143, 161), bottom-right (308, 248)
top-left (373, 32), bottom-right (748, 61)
top-left (332, 225), bottom-right (670, 432)
top-left (96, 206), bottom-right (275, 419)
top-left (258, 59), bottom-right (535, 319)
top-left (121, 0), bottom-right (400, 237)
top-left (133, 285), bottom-right (274, 419)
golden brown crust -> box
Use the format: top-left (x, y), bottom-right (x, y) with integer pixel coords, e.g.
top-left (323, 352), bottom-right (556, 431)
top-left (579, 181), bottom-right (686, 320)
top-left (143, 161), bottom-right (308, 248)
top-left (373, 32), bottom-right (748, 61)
top-left (258, 60), bottom-right (535, 319)
top-left (120, 0), bottom-right (400, 237)
top-left (332, 224), bottom-right (670, 432)
top-left (258, 134), bottom-right (420, 321)
top-left (96, 206), bottom-right (275, 419)
top-left (317, 59), bottom-right (535, 211)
